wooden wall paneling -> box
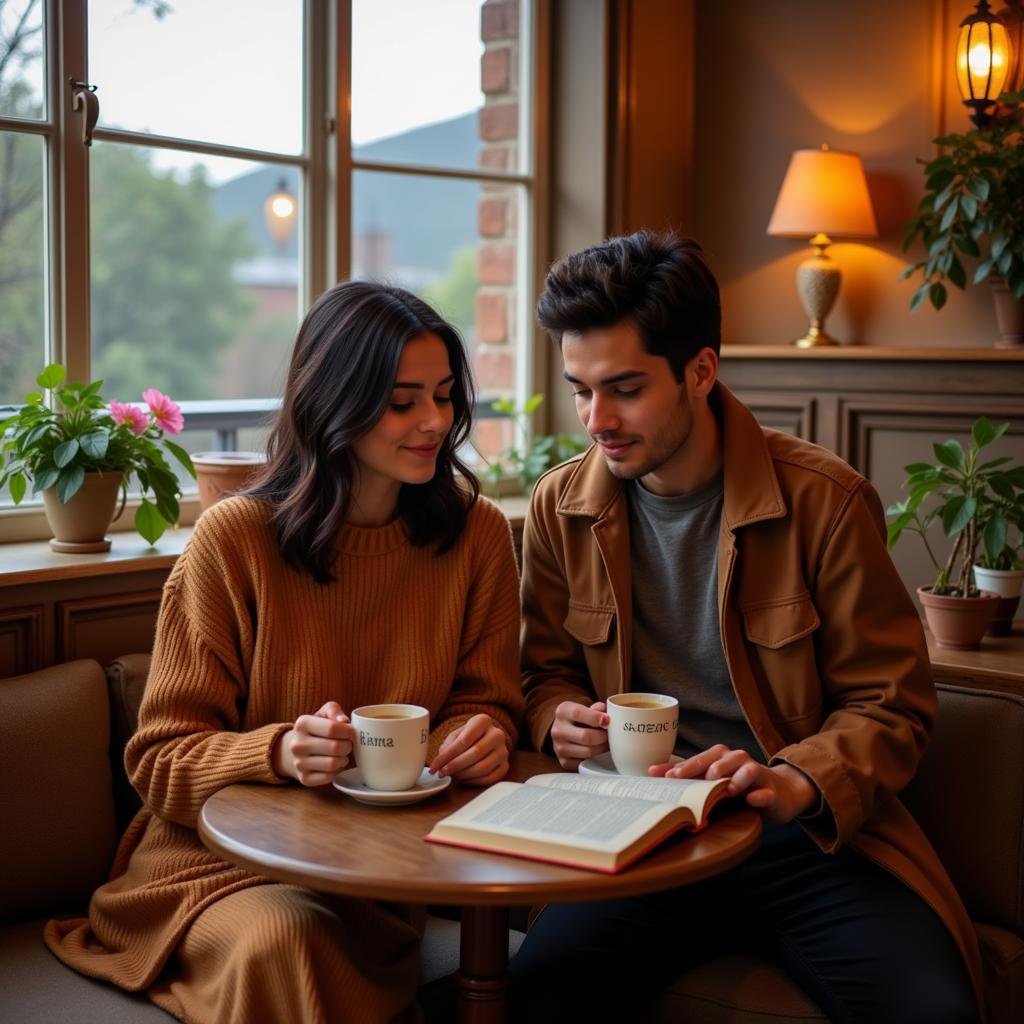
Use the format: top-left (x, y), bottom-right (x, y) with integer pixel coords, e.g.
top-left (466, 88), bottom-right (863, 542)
top-left (840, 401), bottom-right (1024, 479)
top-left (728, 393), bottom-right (816, 441)
top-left (0, 606), bottom-right (44, 678)
top-left (56, 591), bottom-right (163, 666)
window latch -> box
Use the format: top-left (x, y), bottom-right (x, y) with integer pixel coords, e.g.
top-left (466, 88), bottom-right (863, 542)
top-left (70, 80), bottom-right (99, 146)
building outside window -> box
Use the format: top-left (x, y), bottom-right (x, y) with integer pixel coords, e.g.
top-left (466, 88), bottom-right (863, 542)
top-left (0, 0), bottom-right (539, 539)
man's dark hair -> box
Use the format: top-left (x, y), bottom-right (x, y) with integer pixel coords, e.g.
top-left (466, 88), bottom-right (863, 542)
top-left (246, 281), bottom-right (478, 584)
top-left (536, 230), bottom-right (721, 380)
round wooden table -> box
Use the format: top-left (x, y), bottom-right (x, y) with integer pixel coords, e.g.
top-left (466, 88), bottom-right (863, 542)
top-left (199, 751), bottom-right (762, 1023)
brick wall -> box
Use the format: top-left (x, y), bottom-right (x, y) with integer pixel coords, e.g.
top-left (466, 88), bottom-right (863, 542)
top-left (475, 0), bottom-right (520, 462)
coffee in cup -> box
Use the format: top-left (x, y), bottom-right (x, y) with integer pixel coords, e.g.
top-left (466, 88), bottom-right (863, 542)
top-left (351, 704), bottom-right (429, 791)
top-left (605, 692), bottom-right (679, 776)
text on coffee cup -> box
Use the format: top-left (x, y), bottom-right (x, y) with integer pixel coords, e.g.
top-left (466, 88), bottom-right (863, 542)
top-left (621, 720), bottom-right (677, 733)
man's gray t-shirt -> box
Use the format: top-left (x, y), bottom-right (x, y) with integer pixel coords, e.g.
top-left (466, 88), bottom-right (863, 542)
top-left (627, 473), bottom-right (764, 762)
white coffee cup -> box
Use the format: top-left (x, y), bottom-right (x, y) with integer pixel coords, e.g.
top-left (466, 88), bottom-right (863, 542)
top-left (351, 704), bottom-right (429, 791)
top-left (606, 692), bottom-right (679, 776)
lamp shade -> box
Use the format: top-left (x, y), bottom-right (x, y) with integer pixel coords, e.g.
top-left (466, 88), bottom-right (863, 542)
top-left (766, 146), bottom-right (877, 239)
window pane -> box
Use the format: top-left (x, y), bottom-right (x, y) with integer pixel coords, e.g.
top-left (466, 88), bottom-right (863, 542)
top-left (89, 0), bottom-right (302, 154)
top-left (0, 0), bottom-right (45, 121)
top-left (352, 0), bottom-right (525, 174)
top-left (0, 130), bottom-right (46, 405)
top-left (352, 169), bottom-right (522, 469)
top-left (90, 143), bottom-right (299, 403)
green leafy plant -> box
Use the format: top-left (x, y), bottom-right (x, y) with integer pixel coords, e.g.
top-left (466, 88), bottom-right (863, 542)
top-left (975, 464), bottom-right (1024, 571)
top-left (482, 394), bottom-right (588, 493)
top-left (902, 87), bottom-right (1024, 311)
top-left (0, 364), bottom-right (196, 544)
top-left (886, 416), bottom-right (1024, 595)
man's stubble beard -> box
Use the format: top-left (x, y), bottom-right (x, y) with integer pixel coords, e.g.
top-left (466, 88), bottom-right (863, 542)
top-left (602, 389), bottom-right (695, 481)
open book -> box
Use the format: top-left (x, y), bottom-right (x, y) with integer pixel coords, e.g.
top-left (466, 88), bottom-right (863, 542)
top-left (424, 772), bottom-right (732, 873)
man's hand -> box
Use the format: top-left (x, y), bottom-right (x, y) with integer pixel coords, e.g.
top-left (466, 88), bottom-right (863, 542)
top-left (650, 744), bottom-right (819, 824)
top-left (429, 714), bottom-right (509, 786)
top-left (550, 700), bottom-right (609, 771)
top-left (272, 701), bottom-right (355, 787)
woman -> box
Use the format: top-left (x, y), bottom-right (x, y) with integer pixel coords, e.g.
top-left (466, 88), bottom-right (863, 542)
top-left (46, 282), bottom-right (524, 1023)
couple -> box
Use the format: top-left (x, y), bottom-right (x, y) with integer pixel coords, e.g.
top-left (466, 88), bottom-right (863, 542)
top-left (46, 233), bottom-right (981, 1023)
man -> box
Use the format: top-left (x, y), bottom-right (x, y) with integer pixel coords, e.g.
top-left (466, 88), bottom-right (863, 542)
top-left (509, 231), bottom-right (981, 1023)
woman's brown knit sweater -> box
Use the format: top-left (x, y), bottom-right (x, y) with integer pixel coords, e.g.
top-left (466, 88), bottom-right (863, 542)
top-left (45, 494), bottom-right (523, 993)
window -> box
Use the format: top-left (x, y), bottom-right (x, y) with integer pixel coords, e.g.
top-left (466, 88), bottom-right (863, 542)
top-left (0, 0), bottom-right (541, 540)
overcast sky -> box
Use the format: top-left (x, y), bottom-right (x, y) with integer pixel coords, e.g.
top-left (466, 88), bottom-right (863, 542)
top-left (55, 0), bottom-right (485, 182)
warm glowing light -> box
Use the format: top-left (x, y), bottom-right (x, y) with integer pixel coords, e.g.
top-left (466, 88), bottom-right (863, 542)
top-left (955, 11), bottom-right (1012, 108)
top-left (767, 146), bottom-right (878, 241)
top-left (263, 179), bottom-right (297, 248)
top-left (270, 195), bottom-right (296, 219)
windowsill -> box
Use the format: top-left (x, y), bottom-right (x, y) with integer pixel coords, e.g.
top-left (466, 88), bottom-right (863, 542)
top-left (0, 528), bottom-right (192, 587)
top-left (0, 495), bottom-right (531, 587)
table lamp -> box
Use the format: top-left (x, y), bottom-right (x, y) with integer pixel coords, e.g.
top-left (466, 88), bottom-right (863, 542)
top-left (767, 145), bottom-right (877, 347)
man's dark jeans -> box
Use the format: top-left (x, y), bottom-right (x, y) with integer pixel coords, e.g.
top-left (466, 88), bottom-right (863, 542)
top-left (507, 819), bottom-right (979, 1024)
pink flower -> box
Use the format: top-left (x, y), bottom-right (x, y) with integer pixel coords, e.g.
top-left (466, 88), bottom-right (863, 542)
top-left (109, 400), bottom-right (148, 435)
top-left (143, 388), bottom-right (184, 434)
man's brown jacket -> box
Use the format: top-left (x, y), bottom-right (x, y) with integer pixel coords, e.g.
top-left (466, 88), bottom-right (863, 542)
top-left (521, 382), bottom-right (983, 1006)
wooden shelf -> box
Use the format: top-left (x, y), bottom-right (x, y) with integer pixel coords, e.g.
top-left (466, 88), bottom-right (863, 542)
top-left (721, 345), bottom-right (1024, 361)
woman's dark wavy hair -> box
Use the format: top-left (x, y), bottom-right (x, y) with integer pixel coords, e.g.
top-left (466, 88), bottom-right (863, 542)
top-left (246, 281), bottom-right (479, 584)
top-left (536, 230), bottom-right (721, 381)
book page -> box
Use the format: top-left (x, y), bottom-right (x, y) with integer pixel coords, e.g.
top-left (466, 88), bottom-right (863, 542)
top-left (526, 772), bottom-right (726, 821)
top-left (448, 782), bottom-right (680, 850)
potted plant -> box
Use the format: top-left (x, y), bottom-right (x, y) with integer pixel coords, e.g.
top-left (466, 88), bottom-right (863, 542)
top-left (973, 462), bottom-right (1024, 635)
top-left (0, 364), bottom-right (195, 551)
top-left (481, 394), bottom-right (588, 496)
top-left (886, 416), bottom-right (1018, 648)
top-left (901, 87), bottom-right (1024, 346)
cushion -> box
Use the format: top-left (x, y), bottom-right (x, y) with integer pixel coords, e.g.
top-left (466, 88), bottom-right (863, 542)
top-left (651, 953), bottom-right (827, 1023)
top-left (0, 660), bottom-right (118, 921)
top-left (105, 655), bottom-right (152, 830)
top-left (976, 922), bottom-right (1024, 1024)
top-left (902, 684), bottom-right (1024, 935)
top-left (0, 918), bottom-right (174, 1022)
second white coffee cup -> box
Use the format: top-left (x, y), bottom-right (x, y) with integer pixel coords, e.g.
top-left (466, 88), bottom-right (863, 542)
top-left (351, 704), bottom-right (429, 791)
top-left (606, 692), bottom-right (679, 776)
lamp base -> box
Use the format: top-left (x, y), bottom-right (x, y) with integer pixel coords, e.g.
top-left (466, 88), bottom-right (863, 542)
top-left (794, 324), bottom-right (838, 348)
top-left (793, 237), bottom-right (841, 348)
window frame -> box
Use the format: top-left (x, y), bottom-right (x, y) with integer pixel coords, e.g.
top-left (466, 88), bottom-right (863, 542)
top-left (1, 0), bottom-right (549, 543)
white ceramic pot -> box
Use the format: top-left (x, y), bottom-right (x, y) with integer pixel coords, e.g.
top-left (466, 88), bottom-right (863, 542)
top-left (972, 566), bottom-right (1024, 637)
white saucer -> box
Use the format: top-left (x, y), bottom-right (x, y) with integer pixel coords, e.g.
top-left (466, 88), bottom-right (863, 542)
top-left (332, 766), bottom-right (451, 806)
top-left (579, 752), bottom-right (684, 777)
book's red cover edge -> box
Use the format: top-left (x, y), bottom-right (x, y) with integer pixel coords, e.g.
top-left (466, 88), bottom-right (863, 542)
top-left (423, 816), bottom-right (692, 874)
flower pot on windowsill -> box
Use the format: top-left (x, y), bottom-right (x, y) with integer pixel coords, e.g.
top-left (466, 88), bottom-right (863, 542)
top-left (972, 566), bottom-right (1024, 636)
top-left (192, 452), bottom-right (267, 512)
top-left (42, 470), bottom-right (125, 554)
top-left (917, 586), bottom-right (1000, 650)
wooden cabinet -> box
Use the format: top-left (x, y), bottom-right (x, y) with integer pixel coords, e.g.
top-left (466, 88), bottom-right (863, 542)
top-left (0, 535), bottom-right (184, 677)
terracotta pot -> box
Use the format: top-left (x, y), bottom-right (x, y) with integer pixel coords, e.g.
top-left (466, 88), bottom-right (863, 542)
top-left (992, 278), bottom-right (1024, 349)
top-left (917, 585), bottom-right (1000, 650)
top-left (192, 452), bottom-right (266, 512)
top-left (42, 470), bottom-right (124, 554)
top-left (972, 566), bottom-right (1024, 637)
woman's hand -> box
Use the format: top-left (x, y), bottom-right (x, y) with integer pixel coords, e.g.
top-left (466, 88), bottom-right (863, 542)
top-left (650, 744), bottom-right (819, 824)
top-left (272, 701), bottom-right (355, 787)
top-left (429, 714), bottom-right (509, 786)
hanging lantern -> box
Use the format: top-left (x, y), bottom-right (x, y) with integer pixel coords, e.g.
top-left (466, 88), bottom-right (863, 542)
top-left (264, 178), bottom-right (297, 248)
top-left (956, 0), bottom-right (1013, 127)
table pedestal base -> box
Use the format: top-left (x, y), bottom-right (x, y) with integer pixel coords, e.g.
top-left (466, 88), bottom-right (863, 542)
top-left (457, 906), bottom-right (510, 1023)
